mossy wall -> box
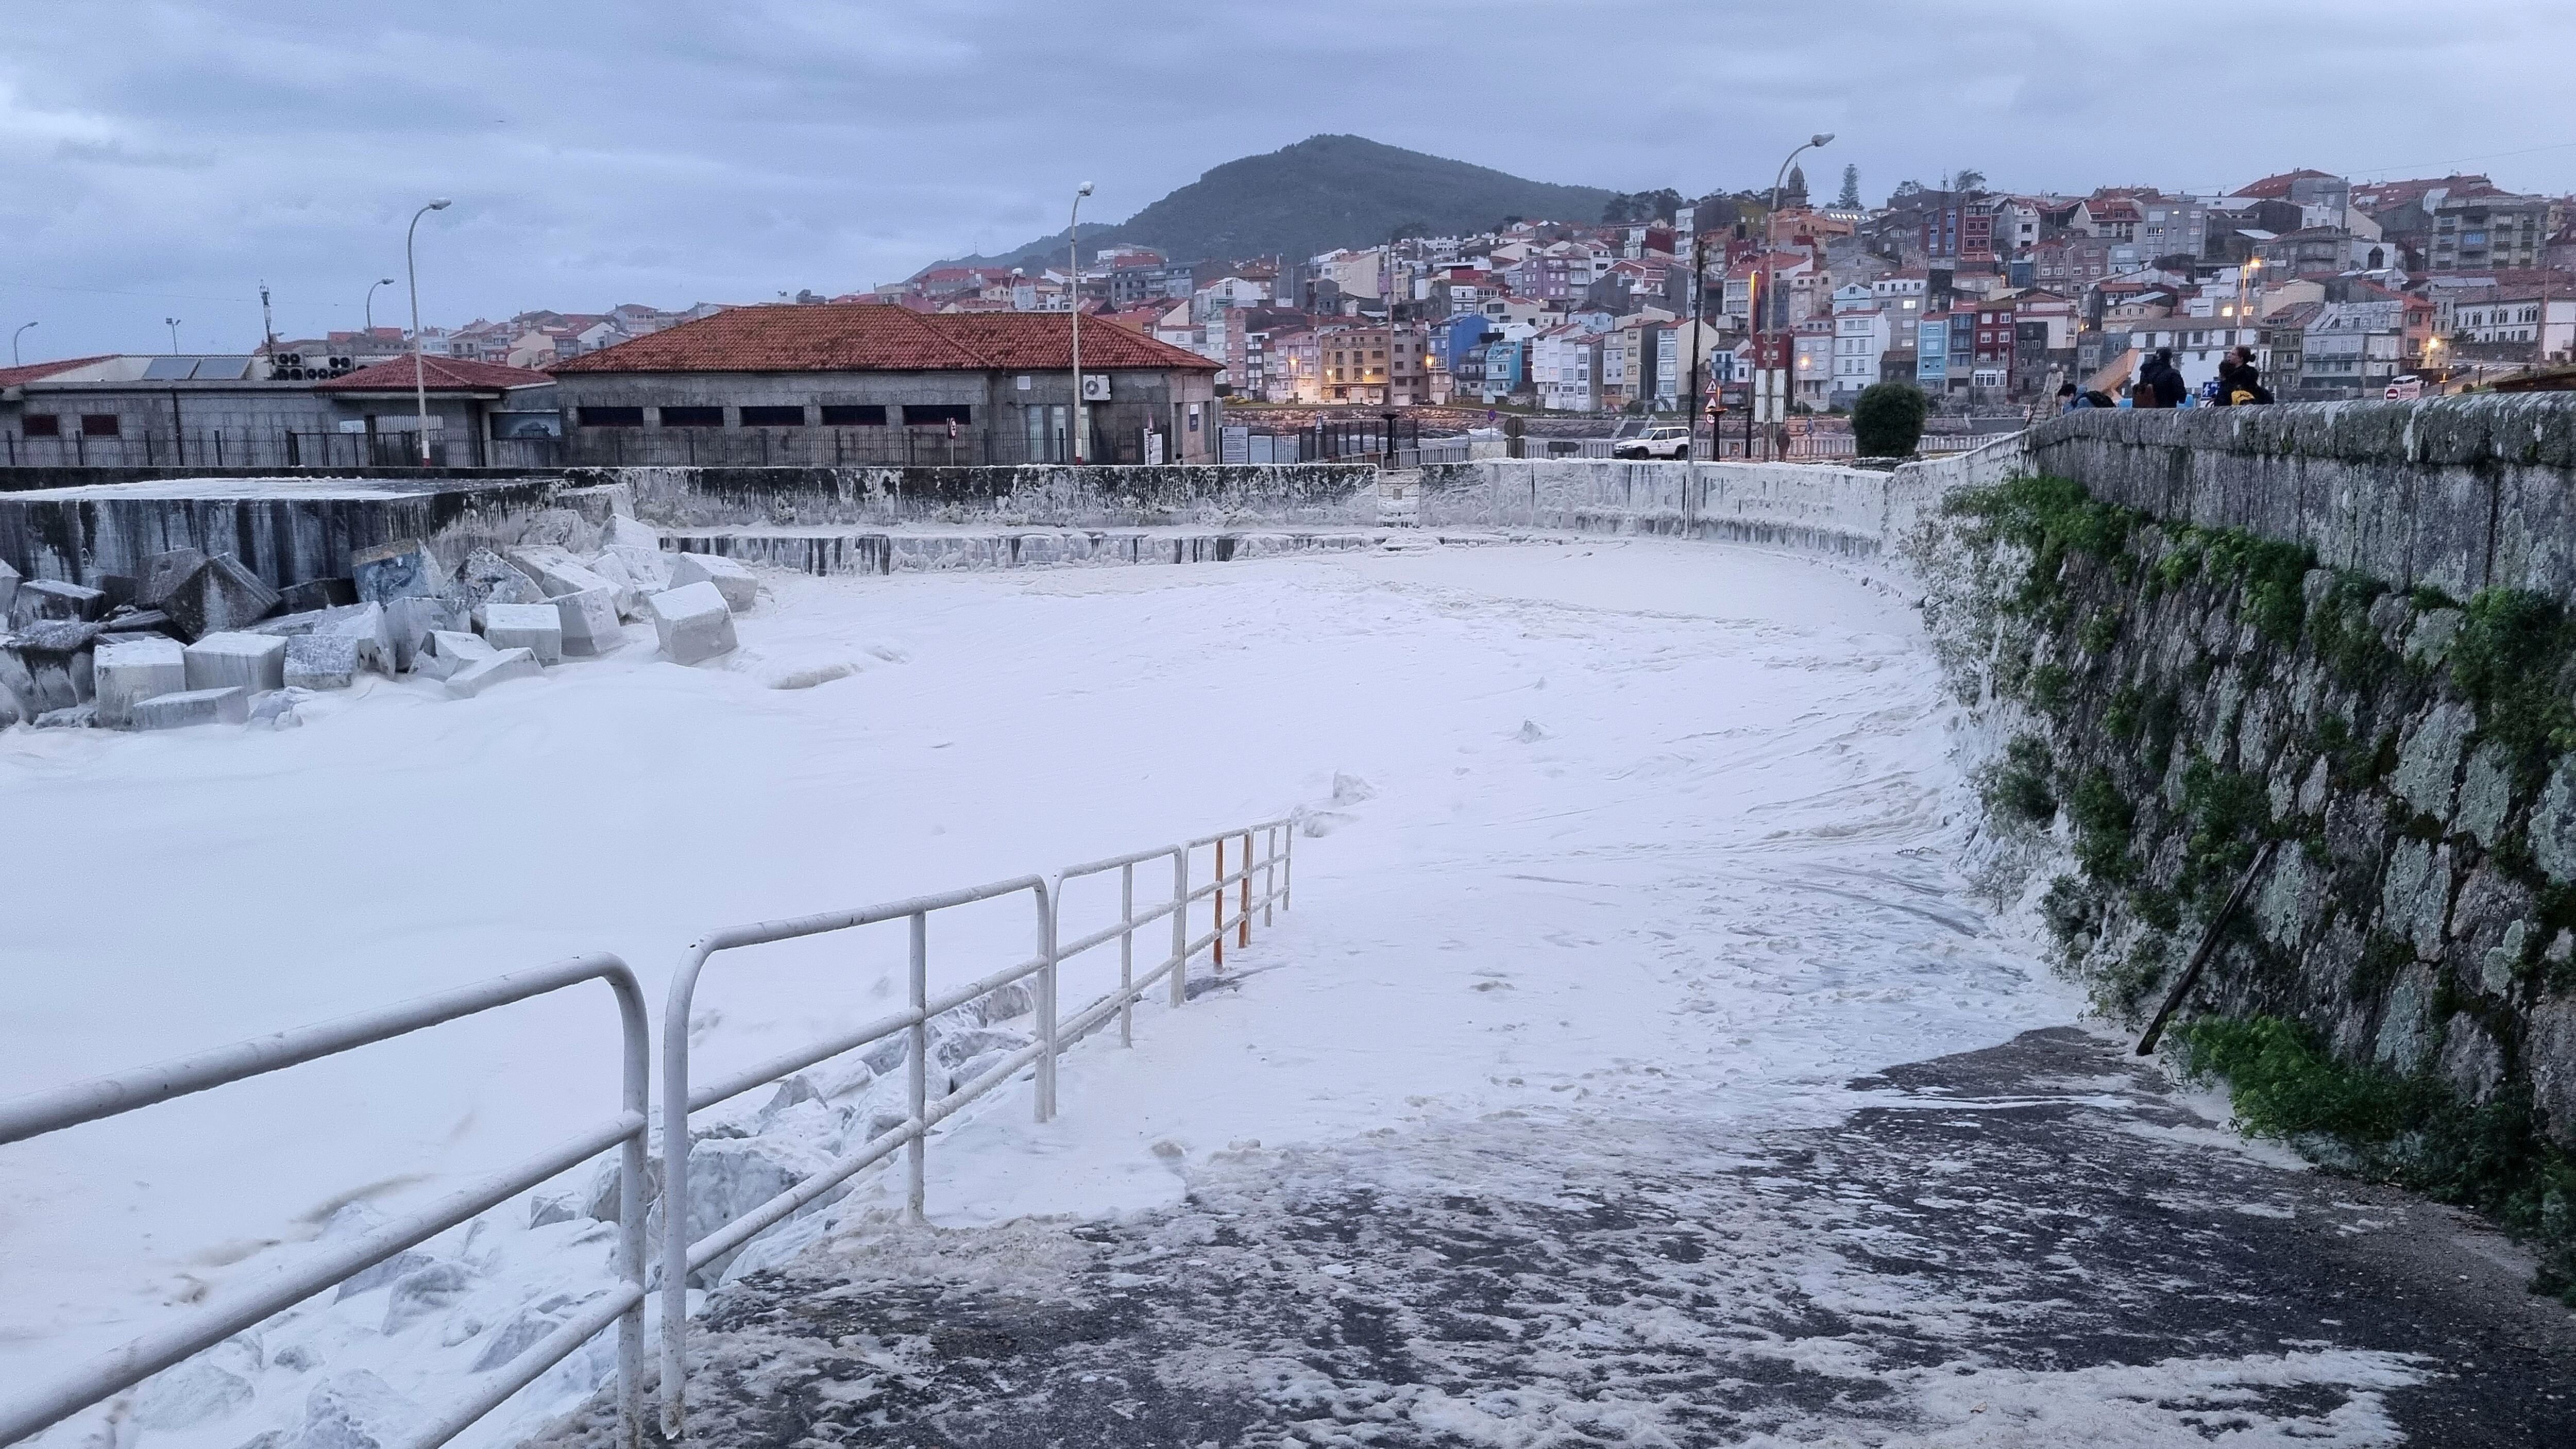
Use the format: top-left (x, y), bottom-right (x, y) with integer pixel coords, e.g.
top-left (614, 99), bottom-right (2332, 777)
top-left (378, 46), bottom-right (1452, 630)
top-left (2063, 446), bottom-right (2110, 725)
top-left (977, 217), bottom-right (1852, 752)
top-left (1918, 475), bottom-right (2576, 1154)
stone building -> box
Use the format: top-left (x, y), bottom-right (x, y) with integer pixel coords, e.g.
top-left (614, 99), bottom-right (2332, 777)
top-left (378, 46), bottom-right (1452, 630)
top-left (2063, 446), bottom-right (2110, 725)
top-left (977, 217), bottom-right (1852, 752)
top-left (548, 304), bottom-right (1222, 466)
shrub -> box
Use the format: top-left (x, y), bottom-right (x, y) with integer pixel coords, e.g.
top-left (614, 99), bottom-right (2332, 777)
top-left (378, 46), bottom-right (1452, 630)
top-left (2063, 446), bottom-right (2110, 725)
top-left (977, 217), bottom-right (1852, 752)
top-left (1851, 380), bottom-right (1928, 457)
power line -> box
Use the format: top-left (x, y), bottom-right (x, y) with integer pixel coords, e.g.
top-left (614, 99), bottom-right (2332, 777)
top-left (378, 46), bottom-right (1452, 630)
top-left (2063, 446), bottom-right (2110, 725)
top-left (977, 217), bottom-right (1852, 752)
top-left (0, 278), bottom-right (268, 304)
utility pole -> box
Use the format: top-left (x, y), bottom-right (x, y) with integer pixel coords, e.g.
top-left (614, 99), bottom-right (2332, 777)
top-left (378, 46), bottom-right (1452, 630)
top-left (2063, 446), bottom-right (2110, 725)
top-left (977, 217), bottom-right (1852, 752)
top-left (259, 283), bottom-right (276, 364)
top-left (1070, 181), bottom-right (1094, 463)
top-left (1684, 226), bottom-right (1706, 458)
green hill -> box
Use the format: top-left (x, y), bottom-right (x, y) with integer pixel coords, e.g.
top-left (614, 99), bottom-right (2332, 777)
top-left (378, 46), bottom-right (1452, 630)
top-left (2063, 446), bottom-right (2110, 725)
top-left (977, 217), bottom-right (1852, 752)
top-left (926, 135), bottom-right (1617, 276)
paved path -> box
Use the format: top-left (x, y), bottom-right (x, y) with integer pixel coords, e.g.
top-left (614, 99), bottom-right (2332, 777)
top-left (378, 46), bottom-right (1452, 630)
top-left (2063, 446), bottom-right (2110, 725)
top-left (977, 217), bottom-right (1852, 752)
top-left (536, 1028), bottom-right (2576, 1447)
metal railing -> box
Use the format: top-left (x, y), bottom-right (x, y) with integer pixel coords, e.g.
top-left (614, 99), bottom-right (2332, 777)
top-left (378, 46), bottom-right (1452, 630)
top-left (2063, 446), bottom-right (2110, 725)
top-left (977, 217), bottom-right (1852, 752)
top-left (0, 955), bottom-right (652, 1449)
top-left (653, 815), bottom-right (1293, 1439)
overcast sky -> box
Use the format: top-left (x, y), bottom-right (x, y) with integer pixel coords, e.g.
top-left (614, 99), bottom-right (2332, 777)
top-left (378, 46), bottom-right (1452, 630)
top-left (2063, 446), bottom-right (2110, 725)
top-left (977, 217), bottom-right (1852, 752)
top-left (6, 0), bottom-right (2573, 358)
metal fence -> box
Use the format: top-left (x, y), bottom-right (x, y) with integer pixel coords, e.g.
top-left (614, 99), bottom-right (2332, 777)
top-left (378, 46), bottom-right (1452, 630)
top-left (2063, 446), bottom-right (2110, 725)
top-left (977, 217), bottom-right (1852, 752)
top-left (0, 956), bottom-right (653, 1449)
top-left (653, 816), bottom-right (1291, 1437)
top-left (0, 814), bottom-right (1298, 1449)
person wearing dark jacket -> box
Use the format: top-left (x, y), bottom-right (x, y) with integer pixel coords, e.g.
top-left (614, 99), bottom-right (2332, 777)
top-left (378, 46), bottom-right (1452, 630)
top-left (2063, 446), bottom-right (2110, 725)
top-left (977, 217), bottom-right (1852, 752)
top-left (2137, 349), bottom-right (2188, 408)
top-left (2215, 346), bottom-right (2273, 405)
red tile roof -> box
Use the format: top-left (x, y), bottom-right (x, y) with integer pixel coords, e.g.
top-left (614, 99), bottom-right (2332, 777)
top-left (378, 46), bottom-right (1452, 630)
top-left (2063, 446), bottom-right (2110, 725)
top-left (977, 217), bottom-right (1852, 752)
top-left (0, 355), bottom-right (116, 387)
top-left (551, 303), bottom-right (1221, 375)
top-left (314, 355), bottom-right (556, 392)
top-left (2231, 169), bottom-right (2342, 199)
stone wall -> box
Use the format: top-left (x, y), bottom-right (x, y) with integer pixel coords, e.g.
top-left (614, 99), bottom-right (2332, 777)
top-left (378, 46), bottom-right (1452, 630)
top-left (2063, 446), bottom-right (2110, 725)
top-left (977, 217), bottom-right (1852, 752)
top-left (1915, 472), bottom-right (2576, 1151)
top-left (2024, 395), bottom-right (2576, 602)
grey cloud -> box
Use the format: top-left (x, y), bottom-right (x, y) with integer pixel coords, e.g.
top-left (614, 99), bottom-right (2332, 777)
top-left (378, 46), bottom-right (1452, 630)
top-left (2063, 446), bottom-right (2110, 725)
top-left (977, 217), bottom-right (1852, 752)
top-left (3, 0), bottom-right (2572, 355)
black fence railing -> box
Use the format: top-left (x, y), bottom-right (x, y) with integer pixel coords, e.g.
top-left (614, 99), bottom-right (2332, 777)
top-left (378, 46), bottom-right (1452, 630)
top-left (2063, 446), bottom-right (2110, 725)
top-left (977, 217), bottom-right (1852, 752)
top-left (0, 429), bottom-right (566, 471)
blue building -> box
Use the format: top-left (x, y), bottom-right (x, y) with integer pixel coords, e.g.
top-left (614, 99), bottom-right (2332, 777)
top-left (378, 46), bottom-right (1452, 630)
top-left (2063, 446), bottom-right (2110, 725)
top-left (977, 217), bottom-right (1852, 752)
top-left (1917, 315), bottom-right (1950, 390)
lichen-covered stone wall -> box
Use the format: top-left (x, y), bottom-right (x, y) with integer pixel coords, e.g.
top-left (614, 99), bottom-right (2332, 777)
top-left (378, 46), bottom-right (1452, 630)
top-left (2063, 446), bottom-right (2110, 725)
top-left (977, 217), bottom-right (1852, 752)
top-left (1916, 476), bottom-right (2576, 1149)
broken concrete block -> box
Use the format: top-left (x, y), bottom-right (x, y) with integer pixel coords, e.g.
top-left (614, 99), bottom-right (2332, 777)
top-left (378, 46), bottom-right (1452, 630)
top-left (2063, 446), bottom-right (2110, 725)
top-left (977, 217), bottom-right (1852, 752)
top-left (182, 632), bottom-right (287, 694)
top-left (248, 689), bottom-right (309, 728)
top-left (481, 603), bottom-right (564, 665)
top-left (11, 579), bottom-right (109, 630)
top-left (385, 594), bottom-right (468, 673)
top-left (35, 704), bottom-right (96, 729)
top-left (510, 548), bottom-right (616, 601)
top-left (350, 538), bottom-right (451, 604)
top-left (140, 549), bottom-right (209, 608)
top-left (0, 560), bottom-right (18, 621)
top-left (553, 587), bottom-right (625, 658)
top-left (132, 686), bottom-right (248, 731)
top-left (456, 549), bottom-right (547, 627)
top-left (161, 555), bottom-right (282, 642)
top-left (278, 578), bottom-right (359, 614)
top-left (414, 630), bottom-right (497, 682)
top-left (601, 516), bottom-right (661, 552)
top-left (556, 482), bottom-right (634, 526)
top-left (100, 609), bottom-right (179, 637)
top-left (583, 551), bottom-right (653, 620)
top-left (647, 581), bottom-right (738, 666)
top-left (1, 624), bottom-right (100, 712)
top-left (669, 553), bottom-right (758, 613)
top-left (283, 633), bottom-right (364, 690)
top-left (94, 636), bottom-right (188, 728)
top-left (447, 647), bottom-right (541, 699)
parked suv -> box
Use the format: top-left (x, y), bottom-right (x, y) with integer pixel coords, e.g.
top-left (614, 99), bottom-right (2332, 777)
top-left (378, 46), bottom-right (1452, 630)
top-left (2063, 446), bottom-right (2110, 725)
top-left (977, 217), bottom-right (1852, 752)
top-left (1612, 426), bottom-right (1692, 460)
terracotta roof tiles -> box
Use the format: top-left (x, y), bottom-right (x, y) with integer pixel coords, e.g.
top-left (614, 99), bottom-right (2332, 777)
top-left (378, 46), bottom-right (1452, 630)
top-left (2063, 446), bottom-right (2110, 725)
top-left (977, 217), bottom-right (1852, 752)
top-left (314, 356), bottom-right (556, 392)
top-left (551, 304), bottom-right (1219, 375)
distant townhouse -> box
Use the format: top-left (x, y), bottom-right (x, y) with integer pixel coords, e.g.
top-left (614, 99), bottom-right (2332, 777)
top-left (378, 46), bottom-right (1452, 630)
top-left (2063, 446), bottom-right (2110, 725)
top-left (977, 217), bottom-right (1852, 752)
top-left (2449, 285), bottom-right (2576, 362)
top-left (1532, 323), bottom-right (1605, 411)
top-left (1791, 317), bottom-right (1833, 408)
top-left (1828, 285), bottom-right (1889, 406)
top-left (2430, 186), bottom-right (2552, 272)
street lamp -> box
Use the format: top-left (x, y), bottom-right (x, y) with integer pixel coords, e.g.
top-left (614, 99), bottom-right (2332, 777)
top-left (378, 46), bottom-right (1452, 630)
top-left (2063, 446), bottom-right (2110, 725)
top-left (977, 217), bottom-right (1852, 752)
top-left (1757, 132), bottom-right (1833, 459)
top-left (164, 318), bottom-right (181, 353)
top-left (406, 198), bottom-right (452, 465)
top-left (1069, 180), bottom-right (1093, 464)
top-left (365, 277), bottom-right (396, 333)
top-left (13, 321), bottom-right (37, 367)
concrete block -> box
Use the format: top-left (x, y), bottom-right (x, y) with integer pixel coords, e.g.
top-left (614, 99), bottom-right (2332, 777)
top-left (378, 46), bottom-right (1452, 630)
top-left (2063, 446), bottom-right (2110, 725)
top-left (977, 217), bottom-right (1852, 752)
top-left (283, 633), bottom-right (364, 690)
top-left (670, 553), bottom-right (758, 613)
top-left (602, 516), bottom-right (662, 552)
top-left (140, 549), bottom-right (209, 608)
top-left (182, 632), bottom-right (287, 694)
top-left (161, 554), bottom-right (282, 642)
top-left (457, 549), bottom-right (548, 627)
top-left (12, 579), bottom-right (109, 630)
top-left (385, 594), bottom-right (469, 673)
top-left (94, 636), bottom-right (187, 728)
top-left (278, 578), bottom-right (359, 614)
top-left (481, 603), bottom-right (564, 665)
top-left (350, 538), bottom-right (451, 604)
top-left (99, 575), bottom-right (140, 611)
top-left (415, 630), bottom-right (496, 682)
top-left (583, 550), bottom-right (651, 620)
top-left (132, 686), bottom-right (248, 731)
top-left (101, 609), bottom-right (179, 638)
top-left (447, 647), bottom-right (541, 699)
top-left (601, 544), bottom-right (671, 596)
top-left (35, 704), bottom-right (96, 729)
top-left (553, 587), bottom-right (625, 658)
top-left (556, 482), bottom-right (635, 525)
top-left (0, 559), bottom-right (18, 621)
top-left (647, 581), bottom-right (738, 666)
top-left (1, 624), bottom-right (99, 712)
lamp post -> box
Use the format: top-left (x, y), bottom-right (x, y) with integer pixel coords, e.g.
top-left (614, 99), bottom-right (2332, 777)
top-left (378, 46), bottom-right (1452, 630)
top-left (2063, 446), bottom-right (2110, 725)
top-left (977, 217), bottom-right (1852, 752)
top-left (1758, 132), bottom-right (1833, 459)
top-left (164, 318), bottom-right (181, 353)
top-left (13, 321), bottom-right (36, 367)
top-left (406, 198), bottom-right (452, 465)
top-left (365, 277), bottom-right (396, 333)
top-left (1069, 181), bottom-right (1093, 463)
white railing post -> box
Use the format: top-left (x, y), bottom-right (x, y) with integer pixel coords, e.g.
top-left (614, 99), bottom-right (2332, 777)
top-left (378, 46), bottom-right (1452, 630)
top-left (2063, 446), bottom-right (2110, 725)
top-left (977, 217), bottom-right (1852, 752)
top-left (906, 911), bottom-right (927, 1221)
top-left (1284, 822), bottom-right (1294, 912)
top-left (1171, 847), bottom-right (1190, 1008)
top-left (1214, 836), bottom-right (1226, 970)
top-left (1263, 824), bottom-right (1277, 927)
top-left (1036, 881), bottom-right (1058, 1122)
top-left (1119, 862), bottom-right (1135, 1047)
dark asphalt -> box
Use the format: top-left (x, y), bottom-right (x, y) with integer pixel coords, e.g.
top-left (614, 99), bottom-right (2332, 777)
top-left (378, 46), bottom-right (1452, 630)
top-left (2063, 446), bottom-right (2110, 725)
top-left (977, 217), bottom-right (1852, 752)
top-left (530, 1027), bottom-right (2576, 1447)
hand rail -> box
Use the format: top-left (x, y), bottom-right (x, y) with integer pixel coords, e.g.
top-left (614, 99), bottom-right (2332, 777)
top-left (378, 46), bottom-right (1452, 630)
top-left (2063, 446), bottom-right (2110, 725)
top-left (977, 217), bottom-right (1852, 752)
top-left (0, 955), bottom-right (652, 1449)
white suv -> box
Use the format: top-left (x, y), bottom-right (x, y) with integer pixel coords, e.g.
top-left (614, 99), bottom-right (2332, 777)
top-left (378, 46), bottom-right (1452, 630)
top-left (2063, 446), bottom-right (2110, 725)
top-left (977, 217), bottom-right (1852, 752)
top-left (1612, 426), bottom-right (1691, 460)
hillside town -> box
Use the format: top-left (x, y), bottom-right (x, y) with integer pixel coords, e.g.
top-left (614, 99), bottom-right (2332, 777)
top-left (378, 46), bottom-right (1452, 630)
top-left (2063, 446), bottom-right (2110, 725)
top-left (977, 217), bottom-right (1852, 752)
top-left (7, 164), bottom-right (2573, 473)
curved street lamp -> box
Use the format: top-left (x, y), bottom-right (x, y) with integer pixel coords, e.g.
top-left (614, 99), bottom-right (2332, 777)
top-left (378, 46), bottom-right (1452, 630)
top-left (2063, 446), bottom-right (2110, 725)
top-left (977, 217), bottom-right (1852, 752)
top-left (1069, 181), bottom-right (1094, 464)
top-left (13, 321), bottom-right (37, 367)
top-left (365, 277), bottom-right (397, 333)
top-left (1756, 133), bottom-right (1833, 456)
top-left (406, 199), bottom-right (452, 465)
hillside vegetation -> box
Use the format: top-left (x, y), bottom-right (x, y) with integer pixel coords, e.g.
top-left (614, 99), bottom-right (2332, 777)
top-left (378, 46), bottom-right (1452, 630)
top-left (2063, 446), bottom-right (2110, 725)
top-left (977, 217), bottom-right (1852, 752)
top-left (927, 134), bottom-right (1615, 274)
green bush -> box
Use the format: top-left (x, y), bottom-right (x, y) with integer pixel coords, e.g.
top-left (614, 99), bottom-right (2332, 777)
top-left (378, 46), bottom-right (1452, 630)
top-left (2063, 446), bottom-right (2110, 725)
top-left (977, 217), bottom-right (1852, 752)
top-left (1851, 380), bottom-right (1928, 457)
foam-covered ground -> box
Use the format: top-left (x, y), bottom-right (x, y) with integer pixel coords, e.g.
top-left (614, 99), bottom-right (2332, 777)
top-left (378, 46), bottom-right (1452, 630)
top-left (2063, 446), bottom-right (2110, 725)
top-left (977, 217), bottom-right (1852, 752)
top-left (6, 538), bottom-right (2095, 1447)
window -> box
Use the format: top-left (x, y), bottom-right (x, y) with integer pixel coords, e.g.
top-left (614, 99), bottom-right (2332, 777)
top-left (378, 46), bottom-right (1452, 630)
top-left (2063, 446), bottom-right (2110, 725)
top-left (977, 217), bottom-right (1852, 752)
top-left (903, 404), bottom-right (971, 427)
top-left (579, 406), bottom-right (645, 427)
top-left (739, 405), bottom-right (805, 427)
top-left (22, 414), bottom-right (59, 437)
top-left (81, 414), bottom-right (120, 437)
top-left (658, 406), bottom-right (723, 428)
top-left (820, 404), bottom-right (887, 426)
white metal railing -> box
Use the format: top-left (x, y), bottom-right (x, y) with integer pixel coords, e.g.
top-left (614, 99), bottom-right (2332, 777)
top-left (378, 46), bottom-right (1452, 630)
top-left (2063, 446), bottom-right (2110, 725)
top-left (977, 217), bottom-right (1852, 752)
top-left (652, 816), bottom-right (1293, 1440)
top-left (0, 956), bottom-right (653, 1449)
top-left (0, 818), bottom-right (1301, 1449)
